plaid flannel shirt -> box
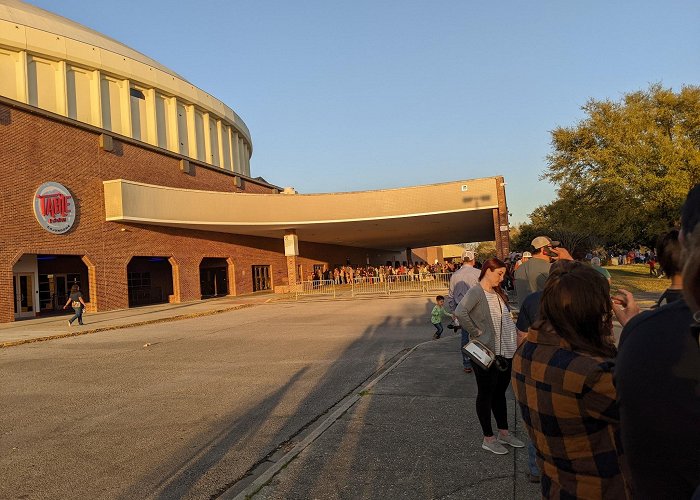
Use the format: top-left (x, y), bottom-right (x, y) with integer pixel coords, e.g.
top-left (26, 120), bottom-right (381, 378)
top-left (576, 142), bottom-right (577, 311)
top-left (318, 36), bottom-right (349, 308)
top-left (512, 324), bottom-right (630, 499)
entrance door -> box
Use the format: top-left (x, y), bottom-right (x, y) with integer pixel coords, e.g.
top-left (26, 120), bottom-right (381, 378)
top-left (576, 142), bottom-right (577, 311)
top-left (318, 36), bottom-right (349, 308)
top-left (14, 273), bottom-right (35, 319)
top-left (252, 265), bottom-right (271, 292)
top-left (55, 274), bottom-right (67, 311)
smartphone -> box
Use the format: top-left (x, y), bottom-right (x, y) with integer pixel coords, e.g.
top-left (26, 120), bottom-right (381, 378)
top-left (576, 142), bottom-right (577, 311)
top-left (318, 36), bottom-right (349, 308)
top-left (544, 248), bottom-right (558, 258)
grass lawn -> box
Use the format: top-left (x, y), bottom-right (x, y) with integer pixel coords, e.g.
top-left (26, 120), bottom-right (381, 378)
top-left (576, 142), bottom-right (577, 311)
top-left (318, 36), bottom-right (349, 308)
top-left (605, 264), bottom-right (670, 294)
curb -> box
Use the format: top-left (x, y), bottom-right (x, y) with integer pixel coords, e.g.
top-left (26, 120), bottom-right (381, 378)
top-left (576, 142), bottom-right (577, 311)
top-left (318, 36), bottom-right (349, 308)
top-left (222, 334), bottom-right (454, 500)
top-left (0, 304), bottom-right (255, 349)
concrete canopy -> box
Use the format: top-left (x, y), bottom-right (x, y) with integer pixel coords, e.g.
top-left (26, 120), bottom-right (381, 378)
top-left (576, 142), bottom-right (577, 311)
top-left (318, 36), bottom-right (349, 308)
top-left (104, 177), bottom-right (503, 251)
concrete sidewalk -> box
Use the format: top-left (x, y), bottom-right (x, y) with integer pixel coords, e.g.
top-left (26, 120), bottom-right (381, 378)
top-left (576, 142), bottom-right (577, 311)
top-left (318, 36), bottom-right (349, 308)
top-left (244, 333), bottom-right (541, 500)
top-left (0, 293), bottom-right (274, 347)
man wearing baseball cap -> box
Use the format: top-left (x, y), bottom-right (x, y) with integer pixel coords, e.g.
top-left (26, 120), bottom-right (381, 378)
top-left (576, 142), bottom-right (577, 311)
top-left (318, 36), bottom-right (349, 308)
top-left (447, 250), bottom-right (481, 373)
top-left (514, 236), bottom-right (572, 305)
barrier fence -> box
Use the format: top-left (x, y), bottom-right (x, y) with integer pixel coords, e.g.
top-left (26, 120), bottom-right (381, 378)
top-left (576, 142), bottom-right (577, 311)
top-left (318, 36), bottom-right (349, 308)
top-left (293, 273), bottom-right (452, 300)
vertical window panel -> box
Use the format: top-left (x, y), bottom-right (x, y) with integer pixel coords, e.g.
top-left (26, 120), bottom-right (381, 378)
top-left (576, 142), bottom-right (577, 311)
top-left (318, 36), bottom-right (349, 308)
top-left (221, 124), bottom-right (232, 170)
top-left (66, 66), bottom-right (93, 123)
top-left (27, 56), bottom-right (58, 113)
top-left (0, 49), bottom-right (19, 101)
top-left (209, 118), bottom-right (220, 166)
top-left (130, 87), bottom-right (147, 141)
top-left (155, 93), bottom-right (171, 149)
top-left (177, 102), bottom-right (188, 155)
top-left (100, 76), bottom-right (124, 134)
top-left (194, 109), bottom-right (205, 161)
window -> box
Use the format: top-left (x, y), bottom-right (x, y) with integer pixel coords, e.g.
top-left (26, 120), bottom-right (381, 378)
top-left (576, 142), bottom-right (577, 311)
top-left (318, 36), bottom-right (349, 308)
top-left (194, 110), bottom-right (205, 161)
top-left (252, 265), bottom-right (271, 292)
top-left (100, 76), bottom-right (124, 134)
top-left (27, 56), bottom-right (59, 113)
top-left (67, 66), bottom-right (95, 124)
top-left (130, 86), bottom-right (147, 141)
top-left (155, 94), bottom-right (172, 149)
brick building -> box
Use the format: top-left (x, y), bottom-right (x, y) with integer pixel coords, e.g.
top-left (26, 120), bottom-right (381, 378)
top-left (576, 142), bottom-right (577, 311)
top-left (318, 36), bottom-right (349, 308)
top-left (0, 1), bottom-right (509, 322)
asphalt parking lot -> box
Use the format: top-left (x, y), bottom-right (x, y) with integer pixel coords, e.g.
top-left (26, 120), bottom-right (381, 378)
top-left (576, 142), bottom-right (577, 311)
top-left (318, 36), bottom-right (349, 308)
top-left (1, 297), bottom-right (437, 499)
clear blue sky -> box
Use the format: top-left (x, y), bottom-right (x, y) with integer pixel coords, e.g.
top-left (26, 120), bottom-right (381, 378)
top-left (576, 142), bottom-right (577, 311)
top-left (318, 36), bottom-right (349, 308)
top-left (32, 0), bottom-right (700, 224)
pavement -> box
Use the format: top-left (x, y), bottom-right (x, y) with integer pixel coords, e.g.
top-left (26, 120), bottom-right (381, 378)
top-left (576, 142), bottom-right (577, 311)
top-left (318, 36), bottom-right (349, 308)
top-left (0, 293), bottom-right (275, 347)
top-left (2, 290), bottom-right (661, 499)
top-left (234, 332), bottom-right (541, 500)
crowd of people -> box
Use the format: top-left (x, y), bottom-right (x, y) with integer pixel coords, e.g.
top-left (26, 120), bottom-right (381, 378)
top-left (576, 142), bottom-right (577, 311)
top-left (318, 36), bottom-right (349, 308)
top-left (429, 184), bottom-right (700, 499)
top-left (309, 261), bottom-right (457, 284)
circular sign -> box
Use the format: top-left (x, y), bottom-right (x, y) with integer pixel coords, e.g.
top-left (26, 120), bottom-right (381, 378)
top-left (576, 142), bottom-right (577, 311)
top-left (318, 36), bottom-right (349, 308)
top-left (33, 182), bottom-right (77, 234)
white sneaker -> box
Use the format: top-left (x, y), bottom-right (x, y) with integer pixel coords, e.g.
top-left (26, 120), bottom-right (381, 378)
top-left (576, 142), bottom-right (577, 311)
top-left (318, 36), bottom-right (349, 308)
top-left (497, 433), bottom-right (525, 448)
top-left (482, 439), bottom-right (509, 455)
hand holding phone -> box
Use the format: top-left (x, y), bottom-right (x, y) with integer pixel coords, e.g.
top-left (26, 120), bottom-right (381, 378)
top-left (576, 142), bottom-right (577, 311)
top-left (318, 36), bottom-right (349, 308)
top-left (611, 289), bottom-right (640, 326)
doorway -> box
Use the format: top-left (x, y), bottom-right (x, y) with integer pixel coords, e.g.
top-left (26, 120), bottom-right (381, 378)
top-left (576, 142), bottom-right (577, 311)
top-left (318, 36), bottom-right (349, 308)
top-left (13, 273), bottom-right (35, 319)
top-left (200, 258), bottom-right (229, 298)
top-left (252, 265), bottom-right (271, 292)
top-left (127, 256), bottom-right (174, 307)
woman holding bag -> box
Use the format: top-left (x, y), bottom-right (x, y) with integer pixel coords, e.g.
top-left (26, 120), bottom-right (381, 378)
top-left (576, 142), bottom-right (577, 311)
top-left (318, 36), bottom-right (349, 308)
top-left (455, 257), bottom-right (522, 455)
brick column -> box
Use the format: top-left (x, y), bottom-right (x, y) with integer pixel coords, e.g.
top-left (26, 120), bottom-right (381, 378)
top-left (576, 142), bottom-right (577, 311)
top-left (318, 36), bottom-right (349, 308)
top-left (493, 176), bottom-right (510, 260)
top-left (284, 230), bottom-right (299, 291)
top-left (286, 256), bottom-right (298, 290)
top-left (0, 264), bottom-right (13, 323)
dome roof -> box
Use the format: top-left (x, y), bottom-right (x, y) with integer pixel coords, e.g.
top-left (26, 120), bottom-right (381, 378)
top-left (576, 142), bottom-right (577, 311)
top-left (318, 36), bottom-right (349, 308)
top-left (0, 0), bottom-right (187, 81)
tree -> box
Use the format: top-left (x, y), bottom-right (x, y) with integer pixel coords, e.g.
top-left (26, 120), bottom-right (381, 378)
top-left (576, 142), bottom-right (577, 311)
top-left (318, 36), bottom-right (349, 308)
top-left (543, 84), bottom-right (700, 247)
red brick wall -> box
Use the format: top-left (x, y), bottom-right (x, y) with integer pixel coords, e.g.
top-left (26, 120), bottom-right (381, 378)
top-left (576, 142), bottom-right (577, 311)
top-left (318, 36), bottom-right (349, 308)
top-left (0, 102), bottom-right (380, 322)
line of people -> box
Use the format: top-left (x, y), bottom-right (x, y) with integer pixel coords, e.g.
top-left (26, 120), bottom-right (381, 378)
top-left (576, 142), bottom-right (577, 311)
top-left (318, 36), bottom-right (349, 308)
top-left (311, 262), bottom-right (458, 285)
top-left (439, 185), bottom-right (699, 499)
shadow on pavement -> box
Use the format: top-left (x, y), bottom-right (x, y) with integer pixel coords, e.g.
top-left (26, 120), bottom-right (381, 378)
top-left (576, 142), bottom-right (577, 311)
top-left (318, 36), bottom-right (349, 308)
top-left (121, 300), bottom-right (436, 499)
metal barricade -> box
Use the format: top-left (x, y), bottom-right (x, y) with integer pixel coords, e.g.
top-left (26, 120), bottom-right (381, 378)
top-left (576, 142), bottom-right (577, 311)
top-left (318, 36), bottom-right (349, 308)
top-left (350, 277), bottom-right (388, 296)
top-left (385, 274), bottom-right (422, 294)
top-left (420, 273), bottom-right (451, 293)
top-left (294, 279), bottom-right (336, 299)
top-left (349, 272), bottom-right (452, 297)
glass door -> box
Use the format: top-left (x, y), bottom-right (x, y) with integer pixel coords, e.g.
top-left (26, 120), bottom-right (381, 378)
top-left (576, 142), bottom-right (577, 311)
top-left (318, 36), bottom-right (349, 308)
top-left (252, 265), bottom-right (271, 292)
top-left (14, 273), bottom-right (35, 318)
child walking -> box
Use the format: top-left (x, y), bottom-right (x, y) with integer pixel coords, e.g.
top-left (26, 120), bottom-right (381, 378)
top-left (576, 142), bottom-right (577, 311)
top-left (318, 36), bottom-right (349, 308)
top-left (430, 295), bottom-right (454, 339)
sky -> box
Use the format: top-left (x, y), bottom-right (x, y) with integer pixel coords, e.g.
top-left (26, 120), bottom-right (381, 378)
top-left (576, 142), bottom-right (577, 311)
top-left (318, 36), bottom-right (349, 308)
top-left (30, 0), bottom-right (700, 224)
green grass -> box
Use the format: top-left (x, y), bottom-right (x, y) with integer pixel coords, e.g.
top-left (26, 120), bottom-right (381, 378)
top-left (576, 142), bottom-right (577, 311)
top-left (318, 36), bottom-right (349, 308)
top-left (605, 264), bottom-right (670, 293)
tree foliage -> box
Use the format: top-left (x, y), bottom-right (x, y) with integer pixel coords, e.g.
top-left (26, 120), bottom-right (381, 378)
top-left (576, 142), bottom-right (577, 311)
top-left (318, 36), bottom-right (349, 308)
top-left (539, 84), bottom-right (700, 248)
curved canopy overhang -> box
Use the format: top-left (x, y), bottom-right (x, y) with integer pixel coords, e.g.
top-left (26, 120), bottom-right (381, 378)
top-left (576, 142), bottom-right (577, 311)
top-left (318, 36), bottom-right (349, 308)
top-left (103, 178), bottom-right (501, 250)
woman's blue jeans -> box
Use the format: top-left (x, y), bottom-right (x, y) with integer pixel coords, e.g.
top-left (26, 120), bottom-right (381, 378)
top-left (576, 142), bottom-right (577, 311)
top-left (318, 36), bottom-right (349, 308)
top-left (69, 307), bottom-right (83, 325)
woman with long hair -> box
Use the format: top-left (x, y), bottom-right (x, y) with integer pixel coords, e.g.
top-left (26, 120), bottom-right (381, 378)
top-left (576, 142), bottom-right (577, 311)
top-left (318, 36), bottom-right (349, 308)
top-left (63, 283), bottom-right (87, 326)
top-left (455, 257), bottom-right (522, 455)
top-left (512, 261), bottom-right (628, 499)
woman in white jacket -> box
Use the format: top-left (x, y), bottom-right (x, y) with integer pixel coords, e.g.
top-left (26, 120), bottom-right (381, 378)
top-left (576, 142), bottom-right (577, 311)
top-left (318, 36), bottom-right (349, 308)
top-left (455, 257), bottom-right (523, 455)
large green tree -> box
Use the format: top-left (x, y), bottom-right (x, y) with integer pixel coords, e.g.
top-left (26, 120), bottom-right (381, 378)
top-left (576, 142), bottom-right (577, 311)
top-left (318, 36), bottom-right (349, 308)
top-left (542, 83), bottom-right (700, 247)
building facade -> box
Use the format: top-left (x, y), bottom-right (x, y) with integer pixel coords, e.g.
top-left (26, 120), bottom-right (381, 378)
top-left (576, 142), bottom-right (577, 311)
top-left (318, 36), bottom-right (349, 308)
top-left (0, 1), bottom-right (509, 323)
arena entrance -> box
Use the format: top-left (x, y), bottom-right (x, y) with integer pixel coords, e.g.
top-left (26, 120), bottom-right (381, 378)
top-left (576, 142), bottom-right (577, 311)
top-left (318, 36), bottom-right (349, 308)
top-left (12, 254), bottom-right (91, 319)
top-left (199, 258), bottom-right (229, 298)
top-left (127, 256), bottom-right (174, 307)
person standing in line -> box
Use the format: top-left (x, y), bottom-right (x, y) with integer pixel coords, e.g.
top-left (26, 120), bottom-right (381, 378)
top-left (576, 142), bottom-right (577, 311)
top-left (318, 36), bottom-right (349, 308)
top-left (512, 261), bottom-right (629, 498)
top-left (514, 251), bottom-right (531, 271)
top-left (63, 284), bottom-right (86, 326)
top-left (514, 236), bottom-right (575, 305)
top-left (455, 258), bottom-right (523, 455)
top-left (653, 229), bottom-right (684, 307)
top-left (447, 250), bottom-right (481, 373)
top-left (614, 184), bottom-right (700, 499)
